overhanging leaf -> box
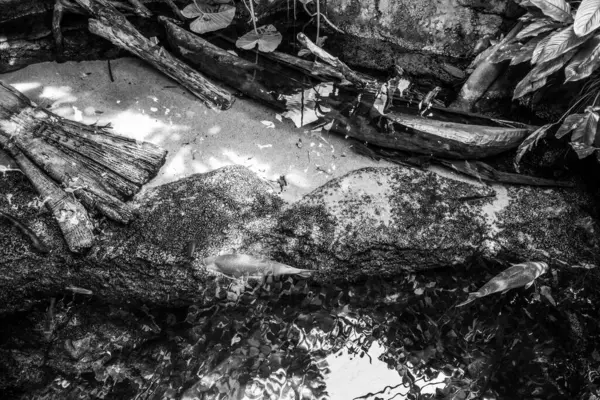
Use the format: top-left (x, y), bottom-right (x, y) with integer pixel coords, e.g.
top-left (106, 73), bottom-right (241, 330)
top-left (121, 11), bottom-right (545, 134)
top-left (513, 73), bottom-right (547, 99)
top-left (516, 20), bottom-right (563, 40)
top-left (564, 35), bottom-right (600, 80)
top-left (574, 0), bottom-right (600, 36)
top-left (530, 0), bottom-right (573, 23)
top-left (511, 36), bottom-right (546, 65)
top-left (571, 109), bottom-right (599, 145)
top-left (515, 123), bottom-right (553, 168)
top-left (182, 2), bottom-right (236, 34)
top-left (236, 25), bottom-right (283, 53)
top-left (537, 26), bottom-right (591, 64)
top-left (570, 141), bottom-right (597, 158)
top-left (490, 42), bottom-right (526, 63)
top-left (531, 48), bottom-right (577, 81)
top-left (531, 33), bottom-right (553, 63)
top-left (556, 113), bottom-right (585, 138)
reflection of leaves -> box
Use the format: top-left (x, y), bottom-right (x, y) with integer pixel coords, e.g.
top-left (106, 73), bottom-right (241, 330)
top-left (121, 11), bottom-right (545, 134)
top-left (236, 25), bottom-right (283, 53)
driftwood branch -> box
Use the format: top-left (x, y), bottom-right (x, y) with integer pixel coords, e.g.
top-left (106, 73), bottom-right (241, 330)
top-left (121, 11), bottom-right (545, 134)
top-left (451, 22), bottom-right (524, 111)
top-left (0, 136), bottom-right (96, 253)
top-left (296, 32), bottom-right (377, 89)
top-left (73, 0), bottom-right (234, 110)
top-left (0, 79), bottom-right (167, 250)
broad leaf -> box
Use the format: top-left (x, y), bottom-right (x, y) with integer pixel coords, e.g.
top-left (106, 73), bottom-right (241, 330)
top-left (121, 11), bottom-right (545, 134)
top-left (531, 33), bottom-right (553, 63)
top-left (555, 113), bottom-right (585, 138)
top-left (182, 2), bottom-right (236, 34)
top-left (468, 43), bottom-right (499, 69)
top-left (537, 26), bottom-right (591, 64)
top-left (516, 20), bottom-right (563, 40)
top-left (490, 42), bottom-right (525, 63)
top-left (571, 109), bottom-right (599, 145)
top-left (236, 25), bottom-right (283, 53)
top-left (513, 75), bottom-right (547, 99)
top-left (530, 0), bottom-right (573, 23)
top-left (514, 123), bottom-right (553, 168)
top-left (516, 1), bottom-right (537, 9)
top-left (564, 35), bottom-right (600, 80)
top-left (570, 141), bottom-right (597, 158)
top-left (511, 36), bottom-right (546, 65)
top-left (574, 0), bottom-right (600, 36)
top-left (532, 48), bottom-right (576, 81)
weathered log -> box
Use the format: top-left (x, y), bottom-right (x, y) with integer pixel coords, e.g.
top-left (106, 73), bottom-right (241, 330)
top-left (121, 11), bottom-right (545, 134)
top-left (161, 17), bottom-right (305, 111)
top-left (72, 0), bottom-right (234, 110)
top-left (450, 22), bottom-right (524, 112)
top-left (0, 81), bottom-right (166, 227)
top-left (0, 136), bottom-right (96, 253)
top-left (296, 32), bottom-right (377, 89)
top-left (162, 21), bottom-right (535, 159)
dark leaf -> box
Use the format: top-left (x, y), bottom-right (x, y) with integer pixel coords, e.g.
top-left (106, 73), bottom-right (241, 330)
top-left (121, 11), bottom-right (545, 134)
top-left (537, 26), bottom-right (591, 64)
top-left (517, 19), bottom-right (563, 40)
top-left (490, 43), bottom-right (528, 63)
top-left (556, 113), bottom-right (586, 138)
top-left (564, 34), bottom-right (600, 81)
top-left (511, 36), bottom-right (546, 65)
top-left (571, 109), bottom-right (599, 145)
top-left (531, 33), bottom-right (553, 63)
top-left (513, 74), bottom-right (548, 99)
top-left (574, 0), bottom-right (600, 36)
top-left (515, 123), bottom-right (554, 168)
top-left (570, 141), bottom-right (597, 158)
top-left (530, 0), bottom-right (573, 23)
top-left (531, 48), bottom-right (577, 80)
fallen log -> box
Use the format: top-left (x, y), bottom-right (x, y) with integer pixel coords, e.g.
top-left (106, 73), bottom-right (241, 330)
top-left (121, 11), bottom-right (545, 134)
top-left (0, 81), bottom-right (167, 251)
top-left (162, 20), bottom-right (535, 159)
top-left (73, 0), bottom-right (234, 110)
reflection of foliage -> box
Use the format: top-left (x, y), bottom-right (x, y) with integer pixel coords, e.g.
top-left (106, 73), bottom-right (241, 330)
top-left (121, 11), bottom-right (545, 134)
top-left (2, 262), bottom-right (600, 399)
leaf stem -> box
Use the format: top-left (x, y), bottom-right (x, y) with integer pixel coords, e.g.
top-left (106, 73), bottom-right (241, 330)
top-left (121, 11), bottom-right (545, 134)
top-left (248, 0), bottom-right (258, 34)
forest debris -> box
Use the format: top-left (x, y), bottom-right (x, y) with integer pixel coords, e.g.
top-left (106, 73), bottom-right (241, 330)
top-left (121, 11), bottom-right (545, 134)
top-left (74, 0), bottom-right (234, 110)
top-left (0, 210), bottom-right (50, 253)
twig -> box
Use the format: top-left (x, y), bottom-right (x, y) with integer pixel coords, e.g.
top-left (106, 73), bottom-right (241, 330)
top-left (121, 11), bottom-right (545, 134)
top-left (161, 0), bottom-right (186, 21)
top-left (300, 1), bottom-right (343, 33)
top-left (0, 210), bottom-right (50, 254)
top-left (107, 59), bottom-right (114, 82)
top-left (296, 33), bottom-right (375, 88)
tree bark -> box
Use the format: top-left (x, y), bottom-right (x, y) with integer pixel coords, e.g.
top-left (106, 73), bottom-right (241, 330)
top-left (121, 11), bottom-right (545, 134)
top-left (72, 0), bottom-right (234, 110)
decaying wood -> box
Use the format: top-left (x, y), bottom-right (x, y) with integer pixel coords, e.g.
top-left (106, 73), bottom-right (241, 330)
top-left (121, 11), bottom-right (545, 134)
top-left (439, 160), bottom-right (575, 187)
top-left (451, 22), bottom-right (524, 111)
top-left (0, 136), bottom-right (95, 253)
top-left (161, 17), bottom-right (303, 111)
top-left (160, 0), bottom-right (185, 20)
top-left (296, 32), bottom-right (377, 89)
top-left (163, 21), bottom-right (534, 159)
top-left (0, 80), bottom-right (167, 249)
top-left (73, 0), bottom-right (234, 110)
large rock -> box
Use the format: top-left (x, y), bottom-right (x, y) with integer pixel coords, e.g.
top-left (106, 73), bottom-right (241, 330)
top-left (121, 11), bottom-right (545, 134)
top-left (0, 165), bottom-right (597, 314)
top-left (327, 0), bottom-right (517, 57)
top-left (274, 167), bottom-right (598, 280)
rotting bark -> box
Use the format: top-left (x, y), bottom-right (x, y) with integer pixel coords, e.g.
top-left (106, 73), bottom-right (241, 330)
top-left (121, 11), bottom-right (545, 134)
top-left (72, 0), bottom-right (234, 110)
top-left (0, 81), bottom-right (167, 251)
top-left (451, 22), bottom-right (524, 112)
top-left (162, 19), bottom-right (535, 159)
